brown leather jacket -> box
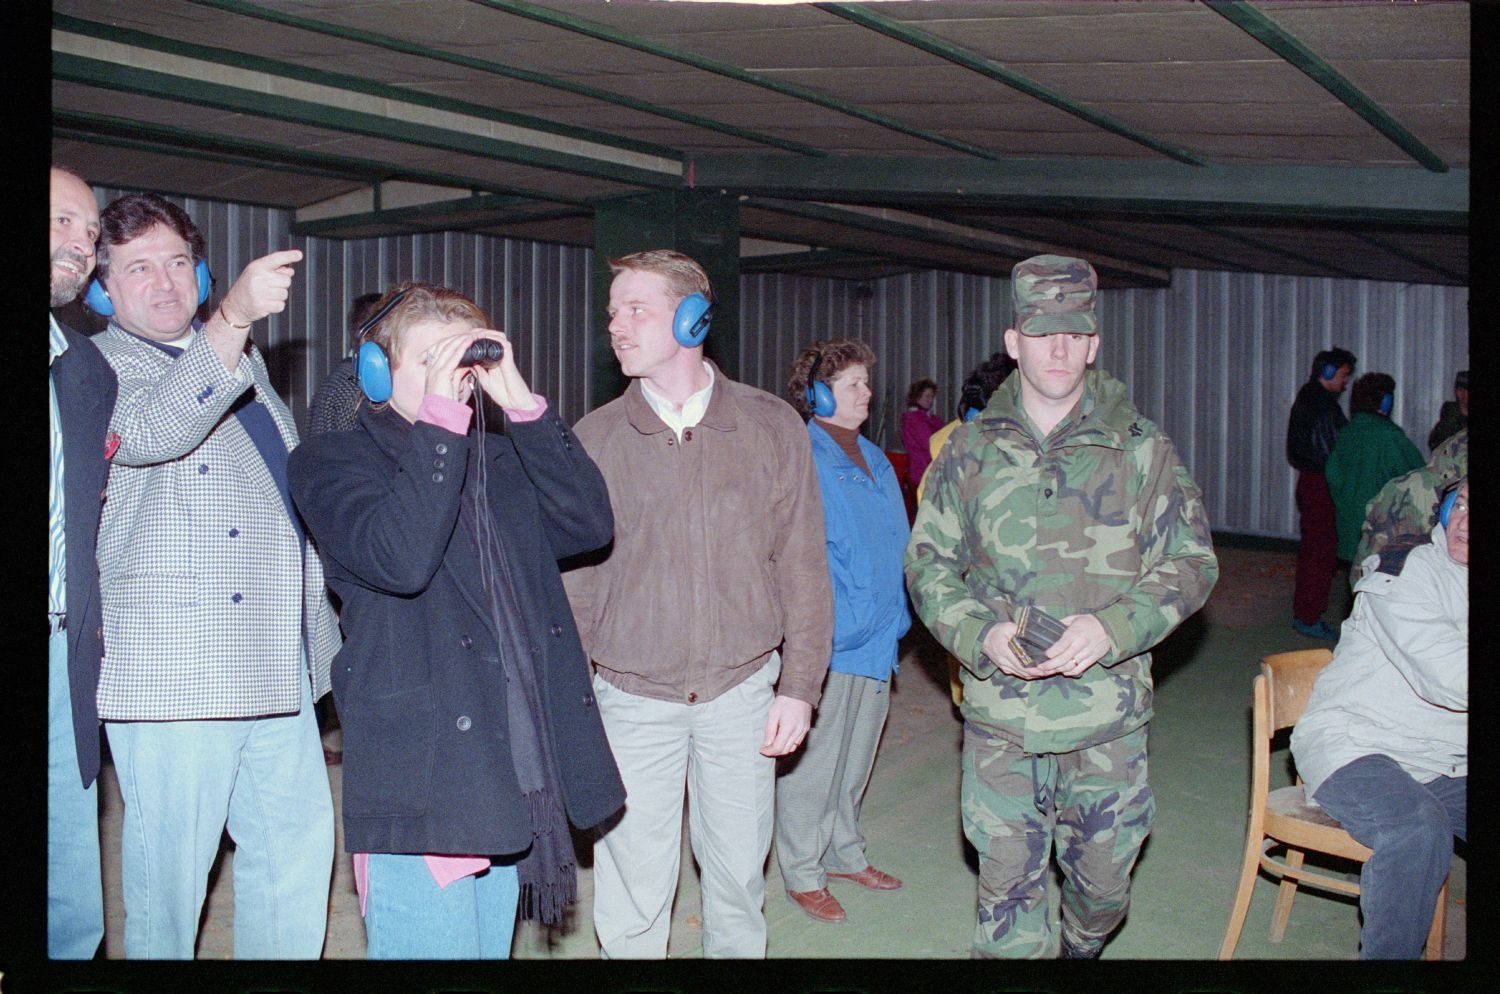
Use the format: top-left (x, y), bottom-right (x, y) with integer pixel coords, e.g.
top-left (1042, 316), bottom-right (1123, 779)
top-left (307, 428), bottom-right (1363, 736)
top-left (563, 364), bottom-right (833, 707)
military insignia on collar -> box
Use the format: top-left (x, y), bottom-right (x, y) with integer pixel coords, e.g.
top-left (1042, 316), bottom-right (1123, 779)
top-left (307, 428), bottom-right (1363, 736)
top-left (1129, 422), bottom-right (1142, 437)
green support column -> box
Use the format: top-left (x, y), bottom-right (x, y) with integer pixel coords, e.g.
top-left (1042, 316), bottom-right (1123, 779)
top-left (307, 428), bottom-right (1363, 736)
top-left (591, 189), bottom-right (740, 409)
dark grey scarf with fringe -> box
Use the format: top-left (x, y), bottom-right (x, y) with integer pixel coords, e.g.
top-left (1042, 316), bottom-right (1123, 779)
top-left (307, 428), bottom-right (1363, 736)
top-left (459, 462), bottom-right (575, 925)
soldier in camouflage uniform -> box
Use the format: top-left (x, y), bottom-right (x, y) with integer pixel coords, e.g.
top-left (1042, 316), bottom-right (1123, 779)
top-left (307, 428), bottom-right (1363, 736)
top-left (1352, 429), bottom-right (1466, 580)
top-left (905, 255), bottom-right (1218, 959)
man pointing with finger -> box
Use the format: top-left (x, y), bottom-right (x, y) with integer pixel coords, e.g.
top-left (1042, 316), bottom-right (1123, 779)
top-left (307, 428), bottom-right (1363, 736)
top-left (906, 255), bottom-right (1217, 959)
top-left (91, 193), bottom-right (340, 959)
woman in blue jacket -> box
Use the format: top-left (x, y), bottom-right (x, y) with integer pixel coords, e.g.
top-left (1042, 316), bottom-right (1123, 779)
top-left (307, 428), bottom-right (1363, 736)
top-left (776, 339), bottom-right (912, 924)
top-left (288, 283), bottom-right (623, 958)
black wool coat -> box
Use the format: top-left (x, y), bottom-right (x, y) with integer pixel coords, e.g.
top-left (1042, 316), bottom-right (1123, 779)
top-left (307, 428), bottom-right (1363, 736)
top-left (56, 323), bottom-right (118, 788)
top-left (289, 403), bottom-right (624, 856)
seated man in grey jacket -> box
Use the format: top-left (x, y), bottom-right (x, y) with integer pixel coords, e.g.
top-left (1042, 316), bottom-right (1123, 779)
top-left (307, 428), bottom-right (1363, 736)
top-left (1291, 477), bottom-right (1468, 960)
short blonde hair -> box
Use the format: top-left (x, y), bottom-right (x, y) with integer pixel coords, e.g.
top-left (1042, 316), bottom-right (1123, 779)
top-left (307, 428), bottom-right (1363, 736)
top-left (608, 249), bottom-right (712, 305)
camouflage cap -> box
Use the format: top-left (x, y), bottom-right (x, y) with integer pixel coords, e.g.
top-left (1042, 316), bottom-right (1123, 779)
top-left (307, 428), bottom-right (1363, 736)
top-left (1012, 254), bottom-right (1098, 336)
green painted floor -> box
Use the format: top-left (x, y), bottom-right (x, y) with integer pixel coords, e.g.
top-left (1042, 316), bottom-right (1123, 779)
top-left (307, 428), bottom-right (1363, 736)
top-left (95, 547), bottom-right (1465, 963)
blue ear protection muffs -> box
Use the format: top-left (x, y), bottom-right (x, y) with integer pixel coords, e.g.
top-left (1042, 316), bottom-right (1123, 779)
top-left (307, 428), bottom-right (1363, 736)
top-left (85, 258), bottom-right (211, 316)
top-left (962, 406), bottom-right (981, 422)
top-left (353, 287), bottom-right (419, 404)
top-left (1320, 362), bottom-right (1339, 382)
top-left (357, 340), bottom-right (393, 404)
top-left (1438, 485), bottom-right (1460, 528)
top-left (1378, 392), bottom-right (1394, 416)
top-left (804, 350), bottom-right (837, 418)
top-left (673, 292), bottom-right (713, 347)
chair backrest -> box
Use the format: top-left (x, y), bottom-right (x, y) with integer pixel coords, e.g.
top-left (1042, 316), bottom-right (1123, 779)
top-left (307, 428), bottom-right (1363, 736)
top-left (1259, 648), bottom-right (1334, 734)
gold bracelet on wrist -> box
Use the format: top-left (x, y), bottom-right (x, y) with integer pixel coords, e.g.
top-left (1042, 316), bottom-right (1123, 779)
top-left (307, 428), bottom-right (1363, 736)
top-left (217, 304), bottom-right (253, 330)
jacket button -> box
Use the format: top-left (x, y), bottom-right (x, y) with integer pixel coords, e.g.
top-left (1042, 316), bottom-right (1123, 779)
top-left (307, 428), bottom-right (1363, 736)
top-left (456, 715), bottom-right (472, 731)
top-left (432, 472), bottom-right (444, 483)
top-left (198, 464), bottom-right (210, 474)
top-left (1044, 488), bottom-right (1053, 498)
top-left (687, 692), bottom-right (698, 703)
top-left (683, 429), bottom-right (693, 442)
top-left (434, 458), bottom-right (445, 469)
top-left (228, 527), bottom-right (239, 537)
top-left (582, 693), bottom-right (594, 707)
top-left (436, 443), bottom-right (448, 455)
top-left (550, 624), bottom-right (562, 637)
top-left (231, 593), bottom-right (243, 603)
top-left (459, 635), bottom-right (473, 649)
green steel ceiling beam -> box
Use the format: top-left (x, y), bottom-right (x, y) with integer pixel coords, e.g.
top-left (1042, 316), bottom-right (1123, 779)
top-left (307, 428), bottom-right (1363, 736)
top-left (54, 126), bottom-right (362, 188)
top-left (52, 109), bottom-right (591, 207)
top-left (1351, 232), bottom-right (1465, 285)
top-left (1057, 217), bottom-right (1246, 273)
top-left (55, 14), bottom-right (674, 162)
top-left (466, 206), bottom-right (595, 231)
top-left (179, 0), bottom-right (823, 157)
top-left (744, 197), bottom-right (1170, 286)
top-left (815, 2), bottom-right (1205, 166)
top-left (737, 211), bottom-right (1019, 278)
top-left (739, 247), bottom-right (888, 272)
top-left (291, 194), bottom-right (557, 237)
top-left (1205, 1), bottom-right (1448, 173)
top-left (472, 0), bottom-right (1011, 162)
top-left (53, 50), bottom-right (678, 189)
top-left (1192, 222), bottom-right (1364, 280)
top-left (928, 211), bottom-right (1191, 275)
top-left (692, 154), bottom-right (1467, 227)
top-left (736, 224), bottom-right (1012, 280)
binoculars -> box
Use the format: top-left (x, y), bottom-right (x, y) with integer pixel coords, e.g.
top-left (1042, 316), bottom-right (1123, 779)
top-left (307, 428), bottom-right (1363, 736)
top-left (458, 339), bottom-right (505, 368)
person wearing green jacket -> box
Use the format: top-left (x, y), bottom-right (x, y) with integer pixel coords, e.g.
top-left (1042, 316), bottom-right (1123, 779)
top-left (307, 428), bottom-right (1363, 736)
top-left (906, 255), bottom-right (1218, 959)
top-left (1325, 373), bottom-right (1425, 564)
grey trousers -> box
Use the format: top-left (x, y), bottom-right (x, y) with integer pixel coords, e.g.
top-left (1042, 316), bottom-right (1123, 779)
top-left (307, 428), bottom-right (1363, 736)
top-left (774, 671), bottom-right (890, 892)
top-left (591, 655), bottom-right (779, 959)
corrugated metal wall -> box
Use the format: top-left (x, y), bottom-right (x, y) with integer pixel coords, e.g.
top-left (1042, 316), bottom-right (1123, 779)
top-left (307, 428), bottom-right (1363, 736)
top-left (741, 268), bottom-right (1466, 540)
top-left (91, 188), bottom-right (1467, 540)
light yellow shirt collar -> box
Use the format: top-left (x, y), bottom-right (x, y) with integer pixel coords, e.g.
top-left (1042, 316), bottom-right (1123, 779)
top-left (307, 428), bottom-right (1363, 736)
top-left (640, 361), bottom-right (715, 440)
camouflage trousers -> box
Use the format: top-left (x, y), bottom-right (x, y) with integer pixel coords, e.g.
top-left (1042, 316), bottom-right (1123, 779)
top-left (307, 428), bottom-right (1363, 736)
top-left (961, 721), bottom-right (1154, 959)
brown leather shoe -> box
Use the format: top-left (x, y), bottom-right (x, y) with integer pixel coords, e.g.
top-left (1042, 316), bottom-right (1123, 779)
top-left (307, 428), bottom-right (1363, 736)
top-left (787, 887), bottom-right (847, 923)
top-left (827, 865), bottom-right (902, 891)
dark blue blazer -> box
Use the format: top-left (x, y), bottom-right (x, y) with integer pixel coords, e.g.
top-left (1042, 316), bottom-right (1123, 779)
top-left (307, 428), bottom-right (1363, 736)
top-left (54, 322), bottom-right (117, 788)
top-left (289, 404), bottom-right (624, 855)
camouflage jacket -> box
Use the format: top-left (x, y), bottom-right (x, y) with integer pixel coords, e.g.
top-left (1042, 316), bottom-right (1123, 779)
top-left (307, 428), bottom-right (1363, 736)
top-left (905, 370), bottom-right (1218, 753)
top-left (1353, 429), bottom-right (1466, 577)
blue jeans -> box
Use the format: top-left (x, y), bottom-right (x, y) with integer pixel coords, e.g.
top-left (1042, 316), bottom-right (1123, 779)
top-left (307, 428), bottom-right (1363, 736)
top-left (1313, 754), bottom-right (1466, 960)
top-left (363, 854), bottom-right (519, 959)
top-left (105, 672), bottom-right (333, 959)
top-left (48, 630), bottom-right (103, 959)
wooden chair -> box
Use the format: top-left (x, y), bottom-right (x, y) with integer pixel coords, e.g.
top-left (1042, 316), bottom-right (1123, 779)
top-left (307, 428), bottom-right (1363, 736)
top-left (1218, 648), bottom-right (1448, 960)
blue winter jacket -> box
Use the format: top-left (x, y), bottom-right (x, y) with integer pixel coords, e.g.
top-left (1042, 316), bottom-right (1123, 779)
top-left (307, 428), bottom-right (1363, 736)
top-left (808, 420), bottom-right (912, 681)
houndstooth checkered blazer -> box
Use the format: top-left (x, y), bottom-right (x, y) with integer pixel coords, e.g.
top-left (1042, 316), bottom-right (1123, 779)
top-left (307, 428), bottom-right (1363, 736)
top-left (93, 327), bottom-right (339, 721)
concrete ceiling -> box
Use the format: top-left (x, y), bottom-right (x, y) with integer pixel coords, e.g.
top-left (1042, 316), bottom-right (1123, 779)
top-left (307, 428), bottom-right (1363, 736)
top-left (51, 0), bottom-right (1469, 288)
